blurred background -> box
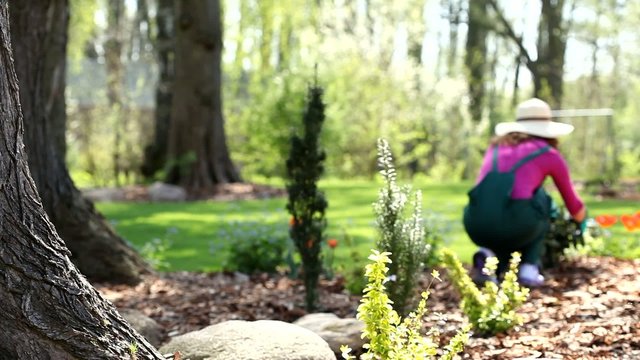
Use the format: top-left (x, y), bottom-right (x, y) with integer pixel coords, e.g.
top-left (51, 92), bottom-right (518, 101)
top-left (65, 0), bottom-right (639, 189)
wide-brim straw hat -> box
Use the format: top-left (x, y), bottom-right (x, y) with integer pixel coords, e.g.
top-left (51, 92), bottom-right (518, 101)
top-left (495, 98), bottom-right (574, 138)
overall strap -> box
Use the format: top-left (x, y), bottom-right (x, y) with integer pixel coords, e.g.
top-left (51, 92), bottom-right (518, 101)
top-left (492, 146), bottom-right (499, 171)
top-left (509, 145), bottom-right (551, 173)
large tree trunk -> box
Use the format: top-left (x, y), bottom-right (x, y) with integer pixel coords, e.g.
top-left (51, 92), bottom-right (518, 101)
top-left (0, 3), bottom-right (164, 358)
top-left (167, 0), bottom-right (241, 192)
top-left (141, 0), bottom-right (174, 178)
top-left (9, 0), bottom-right (151, 284)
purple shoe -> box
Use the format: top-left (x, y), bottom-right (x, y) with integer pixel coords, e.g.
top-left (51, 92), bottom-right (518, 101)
top-left (470, 248), bottom-right (498, 286)
top-left (518, 263), bottom-right (544, 287)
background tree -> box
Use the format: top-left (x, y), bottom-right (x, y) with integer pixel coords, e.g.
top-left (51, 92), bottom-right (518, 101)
top-left (141, 0), bottom-right (174, 179)
top-left (166, 0), bottom-right (241, 192)
top-left (0, 2), bottom-right (163, 357)
top-left (488, 0), bottom-right (572, 107)
top-left (464, 0), bottom-right (489, 122)
top-left (9, 0), bottom-right (151, 284)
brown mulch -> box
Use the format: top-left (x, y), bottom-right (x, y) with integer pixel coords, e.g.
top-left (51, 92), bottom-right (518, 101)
top-left (96, 256), bottom-right (640, 359)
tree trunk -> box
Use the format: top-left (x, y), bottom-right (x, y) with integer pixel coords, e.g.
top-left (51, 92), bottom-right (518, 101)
top-left (0, 3), bottom-right (164, 358)
top-left (531, 0), bottom-right (567, 108)
top-left (141, 0), bottom-right (174, 178)
top-left (9, 0), bottom-right (151, 285)
top-left (167, 0), bottom-right (241, 192)
top-left (446, 0), bottom-right (461, 76)
top-left (105, 0), bottom-right (125, 185)
top-left (464, 0), bottom-right (488, 122)
top-left (487, 0), bottom-right (568, 108)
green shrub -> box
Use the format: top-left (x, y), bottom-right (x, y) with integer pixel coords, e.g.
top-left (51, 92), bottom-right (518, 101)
top-left (441, 249), bottom-right (529, 336)
top-left (286, 82), bottom-right (328, 311)
top-left (341, 250), bottom-right (469, 360)
top-left (215, 220), bottom-right (290, 274)
top-left (543, 206), bottom-right (602, 268)
top-left (373, 138), bottom-right (430, 316)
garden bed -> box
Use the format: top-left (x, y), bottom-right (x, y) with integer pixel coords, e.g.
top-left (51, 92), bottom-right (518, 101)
top-left (96, 255), bottom-right (639, 359)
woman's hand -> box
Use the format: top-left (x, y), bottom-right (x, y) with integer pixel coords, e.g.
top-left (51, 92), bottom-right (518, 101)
top-left (573, 206), bottom-right (587, 223)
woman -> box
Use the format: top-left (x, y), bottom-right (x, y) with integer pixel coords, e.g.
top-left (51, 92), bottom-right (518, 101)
top-left (463, 98), bottom-right (586, 287)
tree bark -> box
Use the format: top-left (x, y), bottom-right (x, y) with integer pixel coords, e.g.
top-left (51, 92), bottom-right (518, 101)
top-left (141, 0), bottom-right (174, 178)
top-left (167, 0), bottom-right (241, 192)
top-left (0, 2), bottom-right (164, 358)
top-left (9, 0), bottom-right (151, 284)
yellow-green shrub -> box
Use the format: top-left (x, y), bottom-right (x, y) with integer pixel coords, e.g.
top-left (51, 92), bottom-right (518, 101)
top-left (341, 250), bottom-right (470, 360)
top-left (441, 249), bottom-right (529, 335)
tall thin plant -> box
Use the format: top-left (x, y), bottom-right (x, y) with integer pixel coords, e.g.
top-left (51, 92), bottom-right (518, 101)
top-left (374, 138), bottom-right (429, 316)
top-left (286, 81), bottom-right (328, 311)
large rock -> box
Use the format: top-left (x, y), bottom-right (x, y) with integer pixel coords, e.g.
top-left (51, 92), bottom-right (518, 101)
top-left (148, 182), bottom-right (187, 202)
top-left (294, 313), bottom-right (365, 355)
top-left (159, 320), bottom-right (334, 360)
top-left (119, 309), bottom-right (164, 347)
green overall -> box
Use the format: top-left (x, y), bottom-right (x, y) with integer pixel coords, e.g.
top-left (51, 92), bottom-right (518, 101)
top-left (463, 145), bottom-right (553, 268)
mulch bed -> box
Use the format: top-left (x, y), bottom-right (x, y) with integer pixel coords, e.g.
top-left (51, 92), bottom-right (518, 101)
top-left (95, 255), bottom-right (640, 359)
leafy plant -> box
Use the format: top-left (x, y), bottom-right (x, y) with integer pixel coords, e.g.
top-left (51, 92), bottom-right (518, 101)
top-left (215, 220), bottom-right (290, 274)
top-left (441, 249), bottom-right (529, 336)
top-left (335, 228), bottom-right (367, 295)
top-left (543, 205), bottom-right (602, 268)
top-left (423, 211), bottom-right (450, 267)
top-left (139, 228), bottom-right (175, 271)
top-left (341, 250), bottom-right (469, 360)
top-left (374, 138), bottom-right (430, 316)
top-left (286, 82), bottom-right (328, 311)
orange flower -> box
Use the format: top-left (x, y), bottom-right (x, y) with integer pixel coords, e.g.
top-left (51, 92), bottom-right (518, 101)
top-left (327, 239), bottom-right (338, 248)
top-left (595, 215), bottom-right (617, 228)
top-left (289, 217), bottom-right (296, 227)
top-left (634, 211), bottom-right (640, 221)
top-left (620, 214), bottom-right (640, 231)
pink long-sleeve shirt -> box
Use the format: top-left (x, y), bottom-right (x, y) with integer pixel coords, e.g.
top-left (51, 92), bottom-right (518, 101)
top-left (476, 139), bottom-right (584, 216)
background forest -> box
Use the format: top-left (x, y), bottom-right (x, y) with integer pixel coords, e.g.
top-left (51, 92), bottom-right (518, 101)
top-left (66, 0), bottom-right (640, 188)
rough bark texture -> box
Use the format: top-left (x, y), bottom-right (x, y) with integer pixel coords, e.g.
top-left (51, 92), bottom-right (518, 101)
top-left (167, 0), bottom-right (241, 192)
top-left (0, 2), bottom-right (164, 358)
top-left (9, 0), bottom-right (151, 284)
top-left (141, 0), bottom-right (174, 178)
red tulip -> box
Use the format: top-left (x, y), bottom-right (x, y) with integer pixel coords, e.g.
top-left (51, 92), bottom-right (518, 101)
top-left (620, 214), bottom-right (639, 231)
top-left (595, 215), bottom-right (617, 228)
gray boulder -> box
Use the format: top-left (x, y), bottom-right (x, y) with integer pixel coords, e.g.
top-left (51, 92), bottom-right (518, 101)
top-left (119, 308), bottom-right (164, 347)
top-left (159, 320), bottom-right (334, 360)
top-left (148, 182), bottom-right (187, 202)
top-left (294, 313), bottom-right (364, 355)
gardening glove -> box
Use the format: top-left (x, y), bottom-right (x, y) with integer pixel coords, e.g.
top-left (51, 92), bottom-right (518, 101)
top-left (572, 211), bottom-right (589, 236)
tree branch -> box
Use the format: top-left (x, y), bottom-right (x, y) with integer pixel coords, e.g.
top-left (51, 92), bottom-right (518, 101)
top-left (486, 0), bottom-right (533, 68)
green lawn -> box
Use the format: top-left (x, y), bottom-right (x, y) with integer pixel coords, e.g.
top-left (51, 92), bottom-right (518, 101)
top-left (95, 179), bottom-right (639, 273)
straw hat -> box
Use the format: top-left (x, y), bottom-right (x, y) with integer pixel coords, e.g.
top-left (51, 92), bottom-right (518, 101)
top-left (495, 98), bottom-right (574, 138)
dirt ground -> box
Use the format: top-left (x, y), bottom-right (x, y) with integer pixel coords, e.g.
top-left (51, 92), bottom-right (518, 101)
top-left (96, 255), bottom-right (640, 360)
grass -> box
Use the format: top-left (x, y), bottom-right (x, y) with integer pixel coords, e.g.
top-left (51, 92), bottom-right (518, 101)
top-left (95, 179), bottom-right (639, 273)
